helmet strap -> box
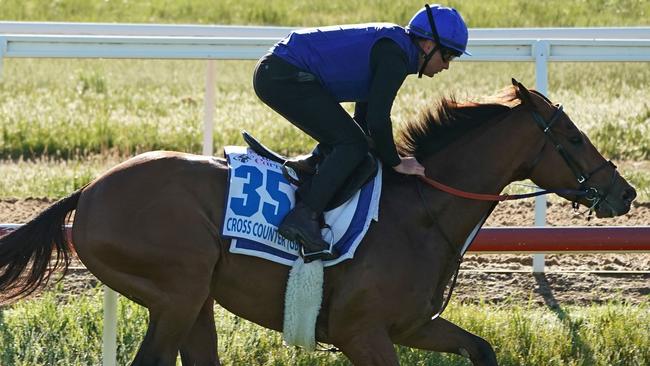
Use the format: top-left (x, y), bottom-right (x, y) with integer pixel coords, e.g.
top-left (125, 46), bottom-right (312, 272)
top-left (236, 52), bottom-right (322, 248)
top-left (424, 4), bottom-right (441, 44)
top-left (417, 44), bottom-right (439, 78)
top-left (417, 4), bottom-right (442, 78)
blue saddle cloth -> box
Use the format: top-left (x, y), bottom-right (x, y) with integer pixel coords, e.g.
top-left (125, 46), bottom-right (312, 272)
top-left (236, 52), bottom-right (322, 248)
top-left (221, 146), bottom-right (382, 267)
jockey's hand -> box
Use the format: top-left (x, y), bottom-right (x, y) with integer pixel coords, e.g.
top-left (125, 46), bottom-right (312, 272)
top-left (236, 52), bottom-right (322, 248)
top-left (393, 157), bottom-right (425, 176)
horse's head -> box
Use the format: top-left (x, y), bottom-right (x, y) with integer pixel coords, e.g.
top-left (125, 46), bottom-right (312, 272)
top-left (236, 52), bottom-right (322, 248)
top-left (512, 78), bottom-right (636, 217)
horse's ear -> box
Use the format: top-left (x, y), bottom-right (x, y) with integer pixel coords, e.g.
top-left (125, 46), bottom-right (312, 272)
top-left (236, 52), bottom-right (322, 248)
top-left (512, 78), bottom-right (533, 107)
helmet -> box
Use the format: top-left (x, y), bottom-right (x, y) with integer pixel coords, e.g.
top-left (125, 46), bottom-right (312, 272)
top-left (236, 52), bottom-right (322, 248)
top-left (406, 4), bottom-right (470, 56)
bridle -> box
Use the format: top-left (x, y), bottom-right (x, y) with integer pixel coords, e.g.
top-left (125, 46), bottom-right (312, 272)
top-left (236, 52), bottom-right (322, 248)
top-left (417, 101), bottom-right (621, 320)
top-left (529, 103), bottom-right (619, 213)
top-left (418, 103), bottom-right (621, 213)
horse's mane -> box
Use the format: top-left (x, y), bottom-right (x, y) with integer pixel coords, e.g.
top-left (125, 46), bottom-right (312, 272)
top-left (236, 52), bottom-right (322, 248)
top-left (396, 85), bottom-right (522, 159)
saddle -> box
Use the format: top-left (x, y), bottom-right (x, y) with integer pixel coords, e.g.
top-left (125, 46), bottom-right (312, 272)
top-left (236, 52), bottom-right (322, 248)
top-left (242, 131), bottom-right (378, 211)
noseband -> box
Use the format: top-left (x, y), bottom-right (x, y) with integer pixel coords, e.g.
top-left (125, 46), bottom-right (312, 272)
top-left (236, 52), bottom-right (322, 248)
top-left (418, 104), bottom-right (621, 214)
top-left (530, 104), bottom-right (620, 213)
top-left (417, 103), bottom-right (622, 320)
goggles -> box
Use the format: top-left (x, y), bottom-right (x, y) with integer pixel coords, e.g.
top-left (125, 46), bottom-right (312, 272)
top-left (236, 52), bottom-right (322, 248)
top-left (440, 48), bottom-right (461, 63)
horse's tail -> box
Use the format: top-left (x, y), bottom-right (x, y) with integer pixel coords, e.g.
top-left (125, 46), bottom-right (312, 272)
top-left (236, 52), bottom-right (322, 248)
top-left (0, 189), bottom-right (83, 303)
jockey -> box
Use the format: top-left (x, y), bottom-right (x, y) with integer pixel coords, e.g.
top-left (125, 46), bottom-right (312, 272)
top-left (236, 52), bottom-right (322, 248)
top-left (253, 4), bottom-right (470, 262)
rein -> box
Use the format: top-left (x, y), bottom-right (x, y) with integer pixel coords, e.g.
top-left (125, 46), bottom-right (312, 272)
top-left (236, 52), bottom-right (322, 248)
top-left (417, 102), bottom-right (621, 320)
top-left (417, 104), bottom-right (618, 208)
top-left (416, 177), bottom-right (497, 321)
top-left (418, 175), bottom-right (589, 201)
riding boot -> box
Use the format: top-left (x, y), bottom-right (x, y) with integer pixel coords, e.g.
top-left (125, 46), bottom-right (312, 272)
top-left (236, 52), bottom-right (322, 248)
top-left (278, 201), bottom-right (338, 262)
top-left (284, 144), bottom-right (324, 175)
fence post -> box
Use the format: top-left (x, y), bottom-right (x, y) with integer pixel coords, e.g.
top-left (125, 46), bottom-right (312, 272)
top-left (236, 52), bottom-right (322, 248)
top-left (532, 40), bottom-right (550, 273)
top-left (203, 60), bottom-right (216, 156)
top-left (0, 37), bottom-right (6, 79)
top-left (103, 287), bottom-right (118, 366)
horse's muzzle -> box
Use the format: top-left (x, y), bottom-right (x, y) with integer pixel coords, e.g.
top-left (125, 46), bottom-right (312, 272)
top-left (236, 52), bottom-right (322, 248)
top-left (595, 186), bottom-right (637, 218)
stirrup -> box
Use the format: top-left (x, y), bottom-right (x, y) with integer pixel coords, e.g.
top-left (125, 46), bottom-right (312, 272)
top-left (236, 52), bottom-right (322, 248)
top-left (282, 163), bottom-right (303, 186)
top-left (301, 245), bottom-right (337, 263)
top-left (284, 155), bottom-right (318, 175)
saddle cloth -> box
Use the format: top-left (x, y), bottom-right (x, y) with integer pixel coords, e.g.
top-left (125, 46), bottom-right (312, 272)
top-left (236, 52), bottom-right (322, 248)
top-left (221, 146), bottom-right (382, 267)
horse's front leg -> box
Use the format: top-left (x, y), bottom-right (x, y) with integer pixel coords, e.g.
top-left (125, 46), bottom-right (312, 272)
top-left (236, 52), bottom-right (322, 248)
top-left (395, 316), bottom-right (498, 366)
top-left (179, 297), bottom-right (220, 365)
top-left (336, 327), bottom-right (400, 366)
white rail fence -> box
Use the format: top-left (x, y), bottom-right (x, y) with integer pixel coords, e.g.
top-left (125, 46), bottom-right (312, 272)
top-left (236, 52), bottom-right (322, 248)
top-left (0, 23), bottom-right (649, 365)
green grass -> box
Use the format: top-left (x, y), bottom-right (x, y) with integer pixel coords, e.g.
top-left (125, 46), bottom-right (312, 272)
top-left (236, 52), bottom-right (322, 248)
top-left (0, 155), bottom-right (117, 199)
top-left (0, 286), bottom-right (647, 365)
top-left (1, 59), bottom-right (648, 200)
top-left (1, 59), bottom-right (648, 159)
top-left (1, 0), bottom-right (649, 27)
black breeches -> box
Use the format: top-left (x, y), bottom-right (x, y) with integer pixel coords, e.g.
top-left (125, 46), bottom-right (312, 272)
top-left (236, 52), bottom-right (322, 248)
top-left (253, 54), bottom-right (368, 213)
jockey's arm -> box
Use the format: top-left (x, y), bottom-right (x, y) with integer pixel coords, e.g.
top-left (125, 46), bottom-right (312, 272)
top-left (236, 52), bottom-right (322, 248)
top-left (365, 38), bottom-right (409, 168)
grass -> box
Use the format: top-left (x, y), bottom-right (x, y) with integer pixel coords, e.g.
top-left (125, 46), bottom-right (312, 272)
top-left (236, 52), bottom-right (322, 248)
top-left (0, 59), bottom-right (648, 200)
top-left (0, 155), bottom-right (117, 198)
top-left (1, 0), bottom-right (649, 27)
top-left (1, 59), bottom-right (648, 159)
top-left (0, 286), bottom-right (647, 365)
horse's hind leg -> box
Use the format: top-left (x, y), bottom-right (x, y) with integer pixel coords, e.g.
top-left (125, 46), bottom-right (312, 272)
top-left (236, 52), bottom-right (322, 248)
top-left (395, 317), bottom-right (498, 366)
top-left (131, 280), bottom-right (214, 366)
top-left (179, 297), bottom-right (220, 365)
top-left (79, 221), bottom-right (221, 365)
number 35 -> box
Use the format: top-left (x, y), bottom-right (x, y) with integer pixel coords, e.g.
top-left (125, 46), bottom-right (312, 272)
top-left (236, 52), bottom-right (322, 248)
top-left (229, 166), bottom-right (292, 226)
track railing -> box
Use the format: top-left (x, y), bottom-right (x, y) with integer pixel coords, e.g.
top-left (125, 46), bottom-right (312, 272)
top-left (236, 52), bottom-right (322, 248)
top-left (2, 224), bottom-right (650, 253)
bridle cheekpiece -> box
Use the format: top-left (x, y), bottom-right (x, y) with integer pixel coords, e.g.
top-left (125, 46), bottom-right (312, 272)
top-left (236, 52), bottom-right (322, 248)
top-left (530, 104), bottom-right (619, 215)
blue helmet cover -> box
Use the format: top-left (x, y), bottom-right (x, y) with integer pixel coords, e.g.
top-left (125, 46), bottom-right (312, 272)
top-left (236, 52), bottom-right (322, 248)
top-left (406, 4), bottom-right (470, 55)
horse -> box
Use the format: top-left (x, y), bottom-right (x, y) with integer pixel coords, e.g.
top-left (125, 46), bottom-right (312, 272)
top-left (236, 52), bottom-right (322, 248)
top-left (0, 79), bottom-right (636, 365)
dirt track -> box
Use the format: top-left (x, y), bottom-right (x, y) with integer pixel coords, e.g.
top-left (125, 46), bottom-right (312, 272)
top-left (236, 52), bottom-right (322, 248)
top-left (1, 199), bottom-right (648, 306)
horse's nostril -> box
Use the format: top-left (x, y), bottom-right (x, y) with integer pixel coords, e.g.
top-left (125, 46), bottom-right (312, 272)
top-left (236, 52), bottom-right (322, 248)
top-left (622, 187), bottom-right (637, 203)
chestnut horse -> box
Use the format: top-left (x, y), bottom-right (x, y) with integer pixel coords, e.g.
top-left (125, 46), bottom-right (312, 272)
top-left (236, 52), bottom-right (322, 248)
top-left (0, 80), bottom-right (636, 365)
